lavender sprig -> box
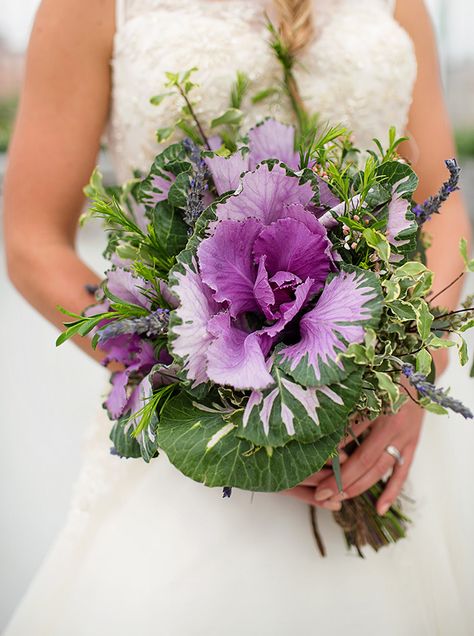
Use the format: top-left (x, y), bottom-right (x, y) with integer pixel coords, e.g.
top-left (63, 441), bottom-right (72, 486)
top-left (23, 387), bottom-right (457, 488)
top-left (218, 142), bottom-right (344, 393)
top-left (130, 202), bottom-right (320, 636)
top-left (412, 158), bottom-right (461, 225)
top-left (401, 364), bottom-right (473, 419)
top-left (98, 309), bottom-right (170, 344)
top-left (182, 138), bottom-right (210, 229)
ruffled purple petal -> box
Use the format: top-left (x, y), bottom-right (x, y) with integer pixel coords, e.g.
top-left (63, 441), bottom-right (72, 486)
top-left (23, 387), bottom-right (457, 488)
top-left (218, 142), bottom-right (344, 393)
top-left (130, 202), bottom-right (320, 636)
top-left (170, 260), bottom-right (220, 387)
top-left (206, 312), bottom-right (274, 390)
top-left (105, 371), bottom-right (129, 419)
top-left (252, 217), bottom-right (331, 293)
top-left (282, 203), bottom-right (327, 234)
top-left (208, 135), bottom-right (222, 151)
top-left (100, 334), bottom-right (141, 367)
top-left (387, 196), bottom-right (411, 246)
top-left (253, 256), bottom-right (275, 320)
top-left (248, 119), bottom-right (299, 170)
top-left (277, 269), bottom-right (380, 384)
top-left (316, 176), bottom-right (340, 208)
top-left (319, 195), bottom-right (361, 229)
top-left (205, 151), bottom-right (249, 195)
top-left (127, 340), bottom-right (157, 373)
top-left (197, 218), bottom-right (262, 317)
top-left (159, 280), bottom-right (179, 309)
top-left (106, 268), bottom-right (152, 309)
top-left (216, 163), bottom-right (314, 225)
top-left (84, 299), bottom-right (110, 318)
top-left (387, 179), bottom-right (414, 247)
top-left (143, 171), bottom-right (176, 205)
top-left (262, 277), bottom-right (314, 338)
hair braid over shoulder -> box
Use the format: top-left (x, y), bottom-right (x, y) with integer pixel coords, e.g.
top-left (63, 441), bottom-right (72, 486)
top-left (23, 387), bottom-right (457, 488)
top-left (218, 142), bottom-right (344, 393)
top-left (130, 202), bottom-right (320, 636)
top-left (273, 0), bottom-right (314, 54)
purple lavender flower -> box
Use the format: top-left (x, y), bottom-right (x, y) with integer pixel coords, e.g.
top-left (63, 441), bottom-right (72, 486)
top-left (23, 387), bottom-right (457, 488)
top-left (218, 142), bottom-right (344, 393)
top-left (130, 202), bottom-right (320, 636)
top-left (182, 138), bottom-right (212, 228)
top-left (412, 159), bottom-right (461, 224)
top-left (98, 309), bottom-right (170, 344)
top-left (402, 363), bottom-right (473, 419)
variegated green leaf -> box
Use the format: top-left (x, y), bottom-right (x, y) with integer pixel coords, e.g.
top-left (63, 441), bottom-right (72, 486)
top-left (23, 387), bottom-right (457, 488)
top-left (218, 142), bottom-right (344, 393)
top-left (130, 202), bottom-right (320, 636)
top-left (236, 366), bottom-right (362, 447)
top-left (157, 394), bottom-right (341, 492)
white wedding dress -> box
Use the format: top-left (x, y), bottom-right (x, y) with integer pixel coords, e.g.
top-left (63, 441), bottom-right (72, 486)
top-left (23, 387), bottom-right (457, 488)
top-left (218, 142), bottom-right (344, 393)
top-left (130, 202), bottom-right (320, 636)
top-left (5, 1), bottom-right (474, 634)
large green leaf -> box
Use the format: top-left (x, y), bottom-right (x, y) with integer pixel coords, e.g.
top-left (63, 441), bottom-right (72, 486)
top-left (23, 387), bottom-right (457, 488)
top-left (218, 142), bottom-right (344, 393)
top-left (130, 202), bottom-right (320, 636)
top-left (376, 161), bottom-right (418, 196)
top-left (150, 142), bottom-right (190, 176)
top-left (152, 201), bottom-right (189, 257)
top-left (236, 366), bottom-right (362, 447)
top-left (157, 394), bottom-right (341, 492)
top-left (110, 418), bottom-right (142, 459)
top-left (167, 171), bottom-right (191, 210)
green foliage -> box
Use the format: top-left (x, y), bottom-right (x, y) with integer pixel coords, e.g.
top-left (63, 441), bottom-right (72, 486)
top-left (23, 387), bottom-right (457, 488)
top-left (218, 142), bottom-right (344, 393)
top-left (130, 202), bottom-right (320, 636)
top-left (368, 126), bottom-right (409, 163)
top-left (298, 123), bottom-right (348, 170)
top-left (237, 366), bottom-right (363, 448)
top-left (157, 393), bottom-right (342, 491)
top-left (151, 201), bottom-right (189, 257)
top-left (460, 238), bottom-right (474, 272)
top-left (455, 128), bottom-right (474, 158)
top-left (230, 71), bottom-right (250, 109)
top-left (150, 67), bottom-right (210, 148)
top-left (0, 96), bottom-right (17, 152)
top-left (110, 418), bottom-right (143, 459)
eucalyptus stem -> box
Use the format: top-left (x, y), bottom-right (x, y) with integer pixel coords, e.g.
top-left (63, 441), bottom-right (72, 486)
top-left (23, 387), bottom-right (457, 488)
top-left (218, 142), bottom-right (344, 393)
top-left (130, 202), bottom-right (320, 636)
top-left (434, 306), bottom-right (474, 321)
top-left (309, 506), bottom-right (327, 557)
top-left (428, 272), bottom-right (464, 303)
top-left (176, 84), bottom-right (211, 150)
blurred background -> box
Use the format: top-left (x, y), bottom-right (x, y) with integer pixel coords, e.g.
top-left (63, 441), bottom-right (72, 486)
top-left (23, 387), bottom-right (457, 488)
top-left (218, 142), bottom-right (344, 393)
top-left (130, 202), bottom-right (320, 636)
top-left (0, 0), bottom-right (473, 630)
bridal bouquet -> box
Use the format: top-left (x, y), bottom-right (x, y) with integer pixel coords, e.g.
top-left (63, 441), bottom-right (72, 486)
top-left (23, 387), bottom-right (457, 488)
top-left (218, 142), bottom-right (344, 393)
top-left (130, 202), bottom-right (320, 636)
top-left (58, 39), bottom-right (474, 555)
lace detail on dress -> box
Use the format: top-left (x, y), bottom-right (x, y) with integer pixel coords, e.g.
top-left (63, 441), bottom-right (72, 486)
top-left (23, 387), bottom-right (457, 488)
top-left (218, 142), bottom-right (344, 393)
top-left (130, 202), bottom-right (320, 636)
top-left (108, 0), bottom-right (415, 182)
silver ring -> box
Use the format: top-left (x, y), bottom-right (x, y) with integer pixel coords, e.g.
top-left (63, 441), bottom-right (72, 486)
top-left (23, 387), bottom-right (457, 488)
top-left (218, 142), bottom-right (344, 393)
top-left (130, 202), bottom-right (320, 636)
top-left (385, 445), bottom-right (404, 466)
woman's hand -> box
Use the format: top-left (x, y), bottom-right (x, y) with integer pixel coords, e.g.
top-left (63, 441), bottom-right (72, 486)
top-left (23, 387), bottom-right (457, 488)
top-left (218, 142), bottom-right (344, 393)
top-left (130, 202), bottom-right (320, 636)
top-left (281, 401), bottom-right (424, 515)
top-left (314, 400), bottom-right (425, 515)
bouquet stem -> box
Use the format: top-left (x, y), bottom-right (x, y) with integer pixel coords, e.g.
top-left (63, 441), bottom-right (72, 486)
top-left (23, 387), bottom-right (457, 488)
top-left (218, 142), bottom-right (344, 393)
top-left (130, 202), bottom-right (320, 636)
top-left (309, 481), bottom-right (411, 558)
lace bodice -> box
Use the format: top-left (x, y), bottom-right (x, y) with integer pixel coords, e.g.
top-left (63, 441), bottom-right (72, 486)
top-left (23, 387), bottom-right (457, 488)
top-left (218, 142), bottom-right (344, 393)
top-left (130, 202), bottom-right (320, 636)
top-left (108, 0), bottom-right (416, 182)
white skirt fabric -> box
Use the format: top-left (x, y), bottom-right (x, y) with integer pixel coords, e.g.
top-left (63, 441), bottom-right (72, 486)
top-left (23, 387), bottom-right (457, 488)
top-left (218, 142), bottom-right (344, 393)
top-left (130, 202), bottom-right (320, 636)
top-left (4, 354), bottom-right (474, 636)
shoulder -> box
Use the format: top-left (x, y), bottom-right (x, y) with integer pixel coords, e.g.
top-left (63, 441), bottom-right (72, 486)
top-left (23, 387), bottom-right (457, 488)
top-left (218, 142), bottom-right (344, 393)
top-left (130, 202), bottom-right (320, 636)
top-left (393, 0), bottom-right (434, 44)
top-left (32, 0), bottom-right (115, 62)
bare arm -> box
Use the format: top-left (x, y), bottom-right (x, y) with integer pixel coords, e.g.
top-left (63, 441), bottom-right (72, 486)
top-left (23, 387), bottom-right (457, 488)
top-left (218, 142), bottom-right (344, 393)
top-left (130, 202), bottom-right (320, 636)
top-left (3, 0), bottom-right (115, 363)
top-left (396, 0), bottom-right (472, 314)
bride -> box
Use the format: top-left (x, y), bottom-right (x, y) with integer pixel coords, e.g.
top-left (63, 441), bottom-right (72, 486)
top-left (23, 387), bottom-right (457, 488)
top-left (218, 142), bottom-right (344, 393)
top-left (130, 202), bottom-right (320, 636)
top-left (3, 0), bottom-right (473, 633)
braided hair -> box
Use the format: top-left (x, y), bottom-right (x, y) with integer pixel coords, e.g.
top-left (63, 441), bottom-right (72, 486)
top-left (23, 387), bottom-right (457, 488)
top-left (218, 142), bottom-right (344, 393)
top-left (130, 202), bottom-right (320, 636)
top-left (273, 0), bottom-right (314, 54)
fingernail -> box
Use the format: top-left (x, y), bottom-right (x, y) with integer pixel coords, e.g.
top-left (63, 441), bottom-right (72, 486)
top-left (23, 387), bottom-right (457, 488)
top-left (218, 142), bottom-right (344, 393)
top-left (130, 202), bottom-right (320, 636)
top-left (378, 502), bottom-right (390, 516)
top-left (314, 488), bottom-right (334, 502)
top-left (320, 501), bottom-right (342, 512)
top-left (330, 491), bottom-right (347, 502)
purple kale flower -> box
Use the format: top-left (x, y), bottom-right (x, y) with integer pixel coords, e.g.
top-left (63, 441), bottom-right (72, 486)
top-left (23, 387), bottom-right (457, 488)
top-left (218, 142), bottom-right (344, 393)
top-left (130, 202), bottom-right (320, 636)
top-left (169, 161), bottom-right (382, 392)
top-left (103, 338), bottom-right (158, 419)
top-left (204, 119), bottom-right (299, 195)
top-left (91, 268), bottom-right (174, 421)
top-left (204, 118), bottom-right (338, 214)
